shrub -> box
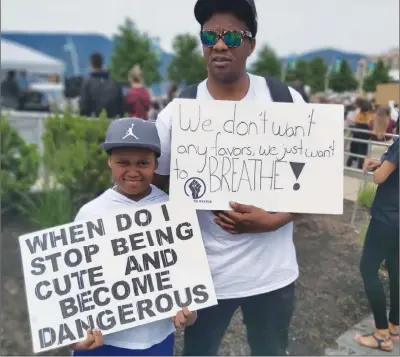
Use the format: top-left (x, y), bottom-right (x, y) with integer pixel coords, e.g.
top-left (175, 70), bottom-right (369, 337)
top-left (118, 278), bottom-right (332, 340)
top-left (42, 109), bottom-right (112, 211)
top-left (357, 181), bottom-right (376, 209)
top-left (0, 115), bottom-right (39, 215)
top-left (19, 188), bottom-right (75, 229)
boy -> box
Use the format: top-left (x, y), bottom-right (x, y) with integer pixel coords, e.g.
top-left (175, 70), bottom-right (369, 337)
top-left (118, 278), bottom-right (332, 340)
top-left (71, 117), bottom-right (196, 356)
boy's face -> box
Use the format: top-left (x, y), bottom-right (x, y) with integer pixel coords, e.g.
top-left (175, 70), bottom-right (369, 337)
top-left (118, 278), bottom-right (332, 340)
top-left (108, 148), bottom-right (158, 199)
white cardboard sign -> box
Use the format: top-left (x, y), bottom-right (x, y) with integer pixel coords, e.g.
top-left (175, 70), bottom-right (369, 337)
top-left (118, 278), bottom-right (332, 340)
top-left (19, 200), bottom-right (217, 353)
top-left (170, 99), bottom-right (344, 214)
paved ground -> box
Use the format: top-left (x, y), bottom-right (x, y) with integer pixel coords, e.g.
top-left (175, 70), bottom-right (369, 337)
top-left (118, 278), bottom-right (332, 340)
top-left (325, 314), bottom-right (400, 356)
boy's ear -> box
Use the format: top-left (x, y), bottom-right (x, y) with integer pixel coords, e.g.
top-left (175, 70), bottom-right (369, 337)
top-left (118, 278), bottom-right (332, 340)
top-left (108, 156), bottom-right (112, 169)
top-left (155, 158), bottom-right (159, 170)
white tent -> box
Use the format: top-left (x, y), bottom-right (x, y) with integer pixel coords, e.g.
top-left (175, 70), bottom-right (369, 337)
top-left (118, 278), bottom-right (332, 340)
top-left (1, 39), bottom-right (65, 75)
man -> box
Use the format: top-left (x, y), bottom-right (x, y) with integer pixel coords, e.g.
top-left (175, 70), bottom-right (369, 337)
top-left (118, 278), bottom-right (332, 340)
top-left (153, 0), bottom-right (306, 355)
top-left (1, 70), bottom-right (20, 109)
top-left (79, 52), bottom-right (124, 118)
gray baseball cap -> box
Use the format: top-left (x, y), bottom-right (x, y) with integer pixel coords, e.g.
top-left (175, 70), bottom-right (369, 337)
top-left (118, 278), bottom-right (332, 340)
top-left (100, 117), bottom-right (161, 157)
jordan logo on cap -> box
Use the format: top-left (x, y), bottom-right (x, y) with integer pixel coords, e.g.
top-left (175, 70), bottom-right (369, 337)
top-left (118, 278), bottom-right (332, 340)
top-left (122, 124), bottom-right (139, 140)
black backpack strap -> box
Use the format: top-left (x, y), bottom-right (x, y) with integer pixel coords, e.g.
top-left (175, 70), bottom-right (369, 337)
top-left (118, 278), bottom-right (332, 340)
top-left (265, 76), bottom-right (294, 103)
top-left (178, 84), bottom-right (199, 99)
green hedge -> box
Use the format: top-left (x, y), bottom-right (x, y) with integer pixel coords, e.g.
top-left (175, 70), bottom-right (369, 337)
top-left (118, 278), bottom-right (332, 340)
top-left (42, 109), bottom-right (112, 212)
top-left (0, 115), bottom-right (39, 216)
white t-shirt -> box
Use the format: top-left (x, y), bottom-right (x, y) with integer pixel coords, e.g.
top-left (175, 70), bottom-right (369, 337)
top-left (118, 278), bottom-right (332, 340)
top-left (74, 185), bottom-right (175, 350)
top-left (155, 73), bottom-right (305, 299)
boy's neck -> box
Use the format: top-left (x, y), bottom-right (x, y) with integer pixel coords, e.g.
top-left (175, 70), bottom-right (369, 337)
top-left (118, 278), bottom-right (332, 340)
top-left (114, 185), bottom-right (152, 202)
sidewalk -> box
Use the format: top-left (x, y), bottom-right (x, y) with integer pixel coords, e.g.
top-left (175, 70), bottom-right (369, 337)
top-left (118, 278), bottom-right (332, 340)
top-left (325, 314), bottom-right (400, 356)
top-left (344, 175), bottom-right (368, 202)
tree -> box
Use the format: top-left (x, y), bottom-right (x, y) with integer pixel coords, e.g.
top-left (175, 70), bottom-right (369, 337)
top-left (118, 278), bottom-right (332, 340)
top-left (250, 44), bottom-right (281, 78)
top-left (283, 59), bottom-right (309, 84)
top-left (363, 59), bottom-right (390, 93)
top-left (308, 56), bottom-right (328, 93)
top-left (167, 34), bottom-right (207, 86)
top-left (110, 18), bottom-right (161, 86)
top-left (328, 59), bottom-right (358, 92)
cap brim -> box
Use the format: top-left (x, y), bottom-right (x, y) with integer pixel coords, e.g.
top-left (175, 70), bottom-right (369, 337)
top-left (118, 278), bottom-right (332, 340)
top-left (100, 142), bottom-right (161, 157)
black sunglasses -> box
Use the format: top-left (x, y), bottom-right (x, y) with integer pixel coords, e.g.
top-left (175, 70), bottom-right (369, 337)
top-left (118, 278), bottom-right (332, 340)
top-left (200, 30), bottom-right (253, 48)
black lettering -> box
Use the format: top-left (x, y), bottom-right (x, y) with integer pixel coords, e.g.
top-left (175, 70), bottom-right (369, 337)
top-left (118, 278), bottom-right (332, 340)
top-left (142, 251), bottom-right (161, 270)
top-left (59, 297), bottom-right (79, 318)
top-left (25, 233), bottom-right (49, 254)
top-left (155, 293), bottom-right (174, 313)
top-left (71, 270), bottom-right (87, 289)
top-left (31, 257), bottom-right (45, 275)
top-left (193, 284), bottom-right (209, 303)
top-left (112, 281), bottom-right (130, 300)
top-left (84, 244), bottom-right (99, 263)
top-left (88, 266), bottom-right (104, 286)
top-left (58, 323), bottom-right (76, 345)
top-left (35, 281), bottom-right (52, 300)
top-left (118, 304), bottom-right (136, 324)
top-left (111, 238), bottom-right (129, 256)
top-left (116, 214), bottom-right (132, 232)
top-left (45, 252), bottom-right (62, 273)
top-left (156, 270), bottom-right (172, 291)
top-left (75, 316), bottom-right (95, 339)
top-left (128, 233), bottom-right (146, 251)
top-left (160, 249), bottom-right (177, 268)
top-left (87, 219), bottom-right (105, 238)
top-left (125, 255), bottom-right (144, 275)
top-left (49, 228), bottom-right (68, 248)
top-left (134, 209), bottom-right (152, 227)
top-left (161, 204), bottom-right (170, 222)
top-left (136, 299), bottom-right (156, 320)
top-left (69, 224), bottom-right (85, 244)
top-left (131, 274), bottom-right (155, 296)
top-left (96, 310), bottom-right (116, 331)
top-left (77, 291), bottom-right (95, 312)
top-left (156, 227), bottom-right (174, 245)
top-left (39, 327), bottom-right (56, 349)
top-left (53, 274), bottom-right (71, 296)
top-left (174, 287), bottom-right (192, 307)
top-left (176, 222), bottom-right (193, 240)
top-left (93, 287), bottom-right (110, 306)
top-left (64, 248), bottom-right (83, 268)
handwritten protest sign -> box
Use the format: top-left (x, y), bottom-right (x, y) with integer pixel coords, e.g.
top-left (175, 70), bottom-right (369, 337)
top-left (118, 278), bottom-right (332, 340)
top-left (19, 200), bottom-right (217, 353)
top-left (170, 99), bottom-right (344, 214)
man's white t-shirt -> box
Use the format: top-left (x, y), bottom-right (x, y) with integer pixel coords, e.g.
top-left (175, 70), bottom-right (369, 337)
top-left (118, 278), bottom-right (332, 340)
top-left (155, 73), bottom-right (305, 299)
top-left (75, 186), bottom-right (175, 350)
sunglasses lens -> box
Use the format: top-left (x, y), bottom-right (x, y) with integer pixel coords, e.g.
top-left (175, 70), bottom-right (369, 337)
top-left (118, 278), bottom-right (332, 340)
top-left (200, 31), bottom-right (217, 46)
top-left (223, 31), bottom-right (242, 47)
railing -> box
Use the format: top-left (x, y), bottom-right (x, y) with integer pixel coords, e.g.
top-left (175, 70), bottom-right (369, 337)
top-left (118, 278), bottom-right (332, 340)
top-left (344, 126), bottom-right (398, 227)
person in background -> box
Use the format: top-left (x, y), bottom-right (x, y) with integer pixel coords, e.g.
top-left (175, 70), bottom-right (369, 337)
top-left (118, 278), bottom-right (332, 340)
top-left (125, 65), bottom-right (152, 120)
top-left (71, 117), bottom-right (197, 356)
top-left (0, 70), bottom-right (20, 109)
top-left (164, 83), bottom-right (179, 107)
top-left (369, 105), bottom-right (397, 141)
top-left (150, 100), bottom-right (161, 121)
top-left (346, 100), bottom-right (373, 169)
top-left (79, 52), bottom-right (124, 118)
top-left (355, 122), bottom-right (399, 352)
top-left (291, 78), bottom-right (309, 103)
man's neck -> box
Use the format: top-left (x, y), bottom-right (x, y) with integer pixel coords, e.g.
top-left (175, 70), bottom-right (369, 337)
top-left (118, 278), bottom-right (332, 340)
top-left (206, 72), bottom-right (250, 101)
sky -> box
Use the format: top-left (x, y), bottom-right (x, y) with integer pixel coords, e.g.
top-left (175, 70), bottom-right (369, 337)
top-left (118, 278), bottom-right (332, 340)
top-left (2, 0), bottom-right (399, 57)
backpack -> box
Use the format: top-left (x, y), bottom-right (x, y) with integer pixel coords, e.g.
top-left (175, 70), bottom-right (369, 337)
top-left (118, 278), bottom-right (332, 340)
top-left (83, 77), bottom-right (123, 118)
top-left (178, 76), bottom-right (294, 103)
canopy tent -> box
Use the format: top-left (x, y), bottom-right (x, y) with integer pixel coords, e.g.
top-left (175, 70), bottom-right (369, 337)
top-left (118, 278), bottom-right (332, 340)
top-left (1, 39), bottom-right (65, 75)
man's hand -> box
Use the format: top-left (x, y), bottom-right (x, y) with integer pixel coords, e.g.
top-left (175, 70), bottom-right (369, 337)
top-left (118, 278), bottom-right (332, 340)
top-left (171, 307), bottom-right (197, 328)
top-left (363, 158), bottom-right (381, 172)
top-left (71, 329), bottom-right (103, 351)
top-left (213, 202), bottom-right (295, 234)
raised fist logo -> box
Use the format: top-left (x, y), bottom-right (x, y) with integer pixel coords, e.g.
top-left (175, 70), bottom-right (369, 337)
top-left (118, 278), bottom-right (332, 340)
top-left (184, 177), bottom-right (206, 200)
top-left (189, 179), bottom-right (202, 199)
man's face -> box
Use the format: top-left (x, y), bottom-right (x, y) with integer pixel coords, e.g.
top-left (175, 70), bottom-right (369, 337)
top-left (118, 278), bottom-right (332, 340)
top-left (202, 12), bottom-right (256, 84)
top-left (108, 148), bottom-right (157, 200)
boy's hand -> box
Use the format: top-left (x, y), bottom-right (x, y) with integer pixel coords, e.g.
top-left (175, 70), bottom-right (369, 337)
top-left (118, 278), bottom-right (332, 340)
top-left (71, 329), bottom-right (104, 350)
top-left (171, 307), bottom-right (197, 328)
